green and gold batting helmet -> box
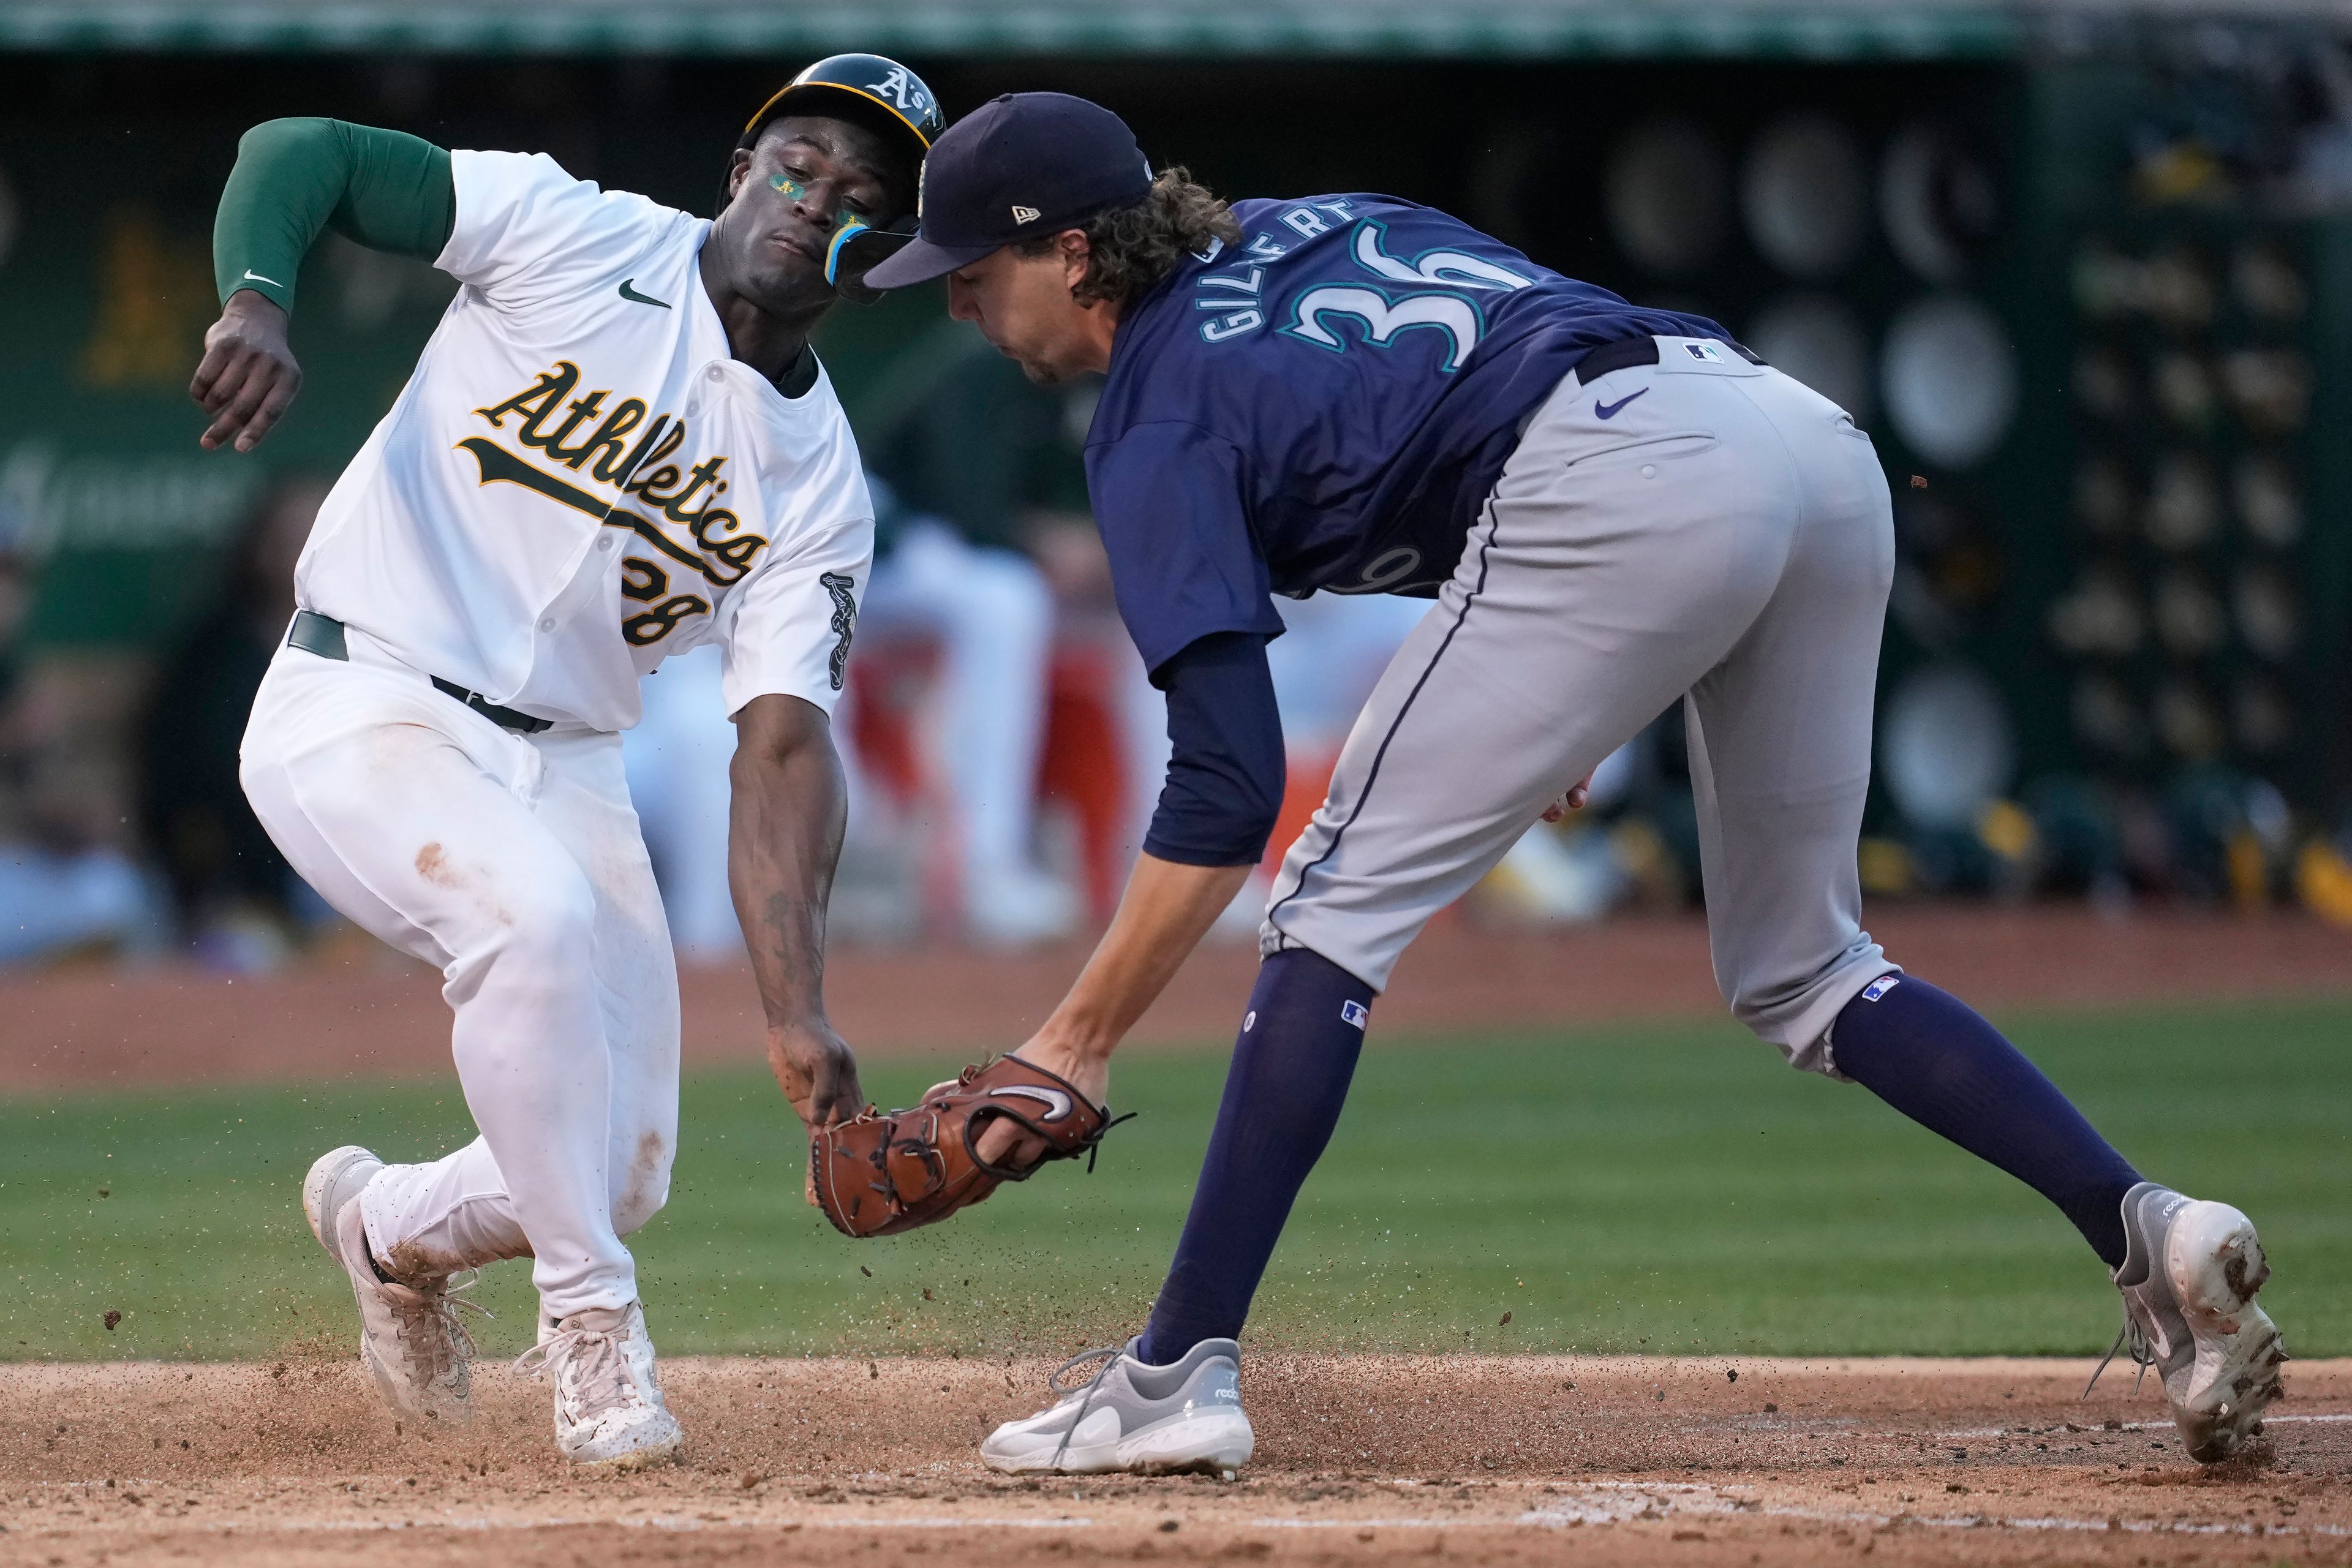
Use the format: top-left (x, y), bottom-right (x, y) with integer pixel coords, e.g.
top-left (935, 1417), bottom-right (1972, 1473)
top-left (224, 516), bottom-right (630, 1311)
top-left (736, 53), bottom-right (943, 184)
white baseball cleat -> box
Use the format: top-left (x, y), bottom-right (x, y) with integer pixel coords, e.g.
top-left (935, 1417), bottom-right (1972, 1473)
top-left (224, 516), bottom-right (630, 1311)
top-left (514, 1300), bottom-right (683, 1468)
top-left (982, 1337), bottom-right (1254, 1476)
top-left (301, 1145), bottom-right (479, 1427)
top-left (2093, 1182), bottom-right (2288, 1463)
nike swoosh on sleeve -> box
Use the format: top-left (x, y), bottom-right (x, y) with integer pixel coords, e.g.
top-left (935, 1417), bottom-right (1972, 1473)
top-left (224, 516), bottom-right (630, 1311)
top-left (241, 270), bottom-right (284, 287)
top-left (618, 279), bottom-right (672, 309)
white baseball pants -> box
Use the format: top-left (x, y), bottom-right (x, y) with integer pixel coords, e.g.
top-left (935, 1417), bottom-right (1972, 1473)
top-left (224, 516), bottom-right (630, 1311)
top-left (1262, 341), bottom-right (1899, 1071)
top-left (241, 628), bottom-right (679, 1317)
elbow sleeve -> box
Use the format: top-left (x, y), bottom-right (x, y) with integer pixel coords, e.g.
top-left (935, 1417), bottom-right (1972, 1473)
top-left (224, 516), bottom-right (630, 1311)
top-left (328, 124), bottom-right (456, 258)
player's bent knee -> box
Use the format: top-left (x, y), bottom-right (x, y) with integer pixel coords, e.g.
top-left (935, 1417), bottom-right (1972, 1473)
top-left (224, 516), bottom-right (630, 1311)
top-left (611, 1126), bottom-right (676, 1236)
top-left (1727, 951), bottom-right (1899, 1079)
top-left (1725, 1000), bottom-right (1844, 1079)
top-left (610, 1178), bottom-right (670, 1238)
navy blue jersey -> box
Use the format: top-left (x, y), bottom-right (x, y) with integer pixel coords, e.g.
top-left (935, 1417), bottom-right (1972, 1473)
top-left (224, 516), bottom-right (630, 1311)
top-left (1086, 194), bottom-right (1726, 673)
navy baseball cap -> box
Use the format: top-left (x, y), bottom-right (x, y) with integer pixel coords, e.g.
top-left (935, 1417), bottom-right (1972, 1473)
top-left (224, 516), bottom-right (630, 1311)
top-left (864, 92), bottom-right (1153, 288)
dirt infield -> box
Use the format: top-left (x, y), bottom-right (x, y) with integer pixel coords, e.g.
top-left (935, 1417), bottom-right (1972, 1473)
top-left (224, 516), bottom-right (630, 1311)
top-left (6, 1354), bottom-right (2346, 1567)
top-left (8, 904), bottom-right (2351, 1094)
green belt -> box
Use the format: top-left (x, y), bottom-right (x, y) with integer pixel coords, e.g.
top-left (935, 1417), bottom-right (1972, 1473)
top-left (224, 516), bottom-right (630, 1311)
top-left (287, 609), bottom-right (554, 735)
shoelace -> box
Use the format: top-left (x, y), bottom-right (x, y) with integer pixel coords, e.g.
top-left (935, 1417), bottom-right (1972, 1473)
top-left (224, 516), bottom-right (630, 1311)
top-left (513, 1317), bottom-right (635, 1423)
top-left (2082, 1308), bottom-right (2155, 1400)
top-left (1043, 1344), bottom-right (1129, 1471)
top-left (391, 1269), bottom-right (492, 1381)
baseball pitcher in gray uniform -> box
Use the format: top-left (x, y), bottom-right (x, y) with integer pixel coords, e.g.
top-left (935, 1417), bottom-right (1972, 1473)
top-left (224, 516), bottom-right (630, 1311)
top-left (860, 92), bottom-right (2288, 1476)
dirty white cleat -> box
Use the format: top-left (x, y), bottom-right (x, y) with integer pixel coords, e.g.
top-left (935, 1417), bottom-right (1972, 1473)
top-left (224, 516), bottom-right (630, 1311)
top-left (301, 1145), bottom-right (478, 1427)
top-left (514, 1301), bottom-right (682, 1468)
top-left (2093, 1182), bottom-right (2288, 1463)
top-left (982, 1337), bottom-right (1254, 1476)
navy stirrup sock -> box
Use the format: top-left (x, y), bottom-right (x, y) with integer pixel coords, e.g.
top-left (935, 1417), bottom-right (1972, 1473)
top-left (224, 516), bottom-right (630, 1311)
top-left (1830, 974), bottom-right (2142, 1269)
top-left (1138, 948), bottom-right (1371, 1366)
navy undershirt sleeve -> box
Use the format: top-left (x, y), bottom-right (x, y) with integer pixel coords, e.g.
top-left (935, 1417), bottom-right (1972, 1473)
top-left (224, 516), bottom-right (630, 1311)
top-left (1143, 631), bottom-right (1287, 868)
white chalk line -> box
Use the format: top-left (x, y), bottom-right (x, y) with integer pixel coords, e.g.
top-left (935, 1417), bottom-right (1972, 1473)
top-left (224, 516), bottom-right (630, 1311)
top-left (1511, 1483), bottom-right (2351, 1540)
top-left (12, 1515), bottom-right (1101, 1536)
top-left (37, 1511), bottom-right (2351, 1541)
top-left (1925, 1412), bottom-right (2351, 1439)
top-left (21, 1477), bottom-right (2343, 1543)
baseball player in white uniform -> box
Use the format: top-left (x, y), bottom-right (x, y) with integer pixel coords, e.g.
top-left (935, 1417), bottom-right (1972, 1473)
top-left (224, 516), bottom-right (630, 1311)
top-left (188, 55), bottom-right (943, 1467)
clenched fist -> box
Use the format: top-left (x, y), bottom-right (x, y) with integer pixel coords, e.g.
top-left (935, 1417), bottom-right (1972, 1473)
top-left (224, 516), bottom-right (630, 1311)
top-left (190, 291), bottom-right (303, 453)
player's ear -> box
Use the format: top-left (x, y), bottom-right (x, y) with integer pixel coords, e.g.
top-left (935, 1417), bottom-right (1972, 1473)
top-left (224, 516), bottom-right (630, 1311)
top-left (1056, 228), bottom-right (1091, 290)
top-left (725, 146), bottom-right (756, 205)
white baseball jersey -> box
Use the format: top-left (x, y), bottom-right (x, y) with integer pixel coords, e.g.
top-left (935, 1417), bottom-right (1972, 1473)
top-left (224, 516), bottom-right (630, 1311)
top-left (295, 149), bottom-right (873, 732)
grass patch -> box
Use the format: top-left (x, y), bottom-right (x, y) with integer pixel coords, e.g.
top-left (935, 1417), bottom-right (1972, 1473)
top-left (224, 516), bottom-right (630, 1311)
top-left (2, 998), bottom-right (2345, 1362)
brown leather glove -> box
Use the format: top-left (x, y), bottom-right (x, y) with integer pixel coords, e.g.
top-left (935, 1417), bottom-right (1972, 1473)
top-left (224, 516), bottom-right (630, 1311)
top-left (810, 1055), bottom-right (1126, 1238)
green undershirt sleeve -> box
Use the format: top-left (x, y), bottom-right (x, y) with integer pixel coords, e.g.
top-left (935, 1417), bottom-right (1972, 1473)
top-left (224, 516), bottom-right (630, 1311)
top-left (213, 117), bottom-right (456, 317)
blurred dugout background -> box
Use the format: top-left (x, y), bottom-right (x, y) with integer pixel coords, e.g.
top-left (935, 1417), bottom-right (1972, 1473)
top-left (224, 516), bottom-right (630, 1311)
top-left (4, 0), bottom-right (2352, 972)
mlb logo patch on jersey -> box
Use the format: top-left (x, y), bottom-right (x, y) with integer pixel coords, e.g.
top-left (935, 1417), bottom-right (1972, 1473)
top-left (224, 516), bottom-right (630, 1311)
top-left (1860, 973), bottom-right (1902, 1002)
top-left (1683, 340), bottom-right (1725, 361)
top-left (1340, 1000), bottom-right (1370, 1030)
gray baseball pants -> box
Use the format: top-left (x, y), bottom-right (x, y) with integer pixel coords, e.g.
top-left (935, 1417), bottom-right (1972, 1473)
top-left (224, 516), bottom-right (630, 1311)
top-left (1261, 337), bottom-right (1898, 1072)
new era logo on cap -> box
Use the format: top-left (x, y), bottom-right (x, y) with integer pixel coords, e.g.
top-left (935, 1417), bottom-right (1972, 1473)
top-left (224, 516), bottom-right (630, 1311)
top-left (1011, 204), bottom-right (1041, 224)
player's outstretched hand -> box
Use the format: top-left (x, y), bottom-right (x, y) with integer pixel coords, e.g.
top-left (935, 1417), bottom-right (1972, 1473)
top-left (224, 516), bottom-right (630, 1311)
top-left (769, 1017), bottom-right (865, 1162)
top-left (190, 293), bottom-right (303, 453)
top-left (770, 1019), bottom-right (865, 1209)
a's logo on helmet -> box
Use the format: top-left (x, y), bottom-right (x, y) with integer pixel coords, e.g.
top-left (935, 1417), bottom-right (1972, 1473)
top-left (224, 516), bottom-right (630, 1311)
top-left (868, 66), bottom-right (924, 113)
top-left (1011, 205), bottom-right (1041, 225)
